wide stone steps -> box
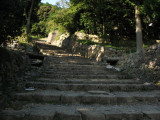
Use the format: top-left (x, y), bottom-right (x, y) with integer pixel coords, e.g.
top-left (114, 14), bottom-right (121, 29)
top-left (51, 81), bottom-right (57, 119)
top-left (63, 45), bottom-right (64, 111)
top-left (1, 103), bottom-right (160, 120)
top-left (26, 82), bottom-right (159, 92)
top-left (16, 90), bottom-right (160, 105)
top-left (2, 43), bottom-right (160, 120)
top-left (32, 78), bottom-right (141, 84)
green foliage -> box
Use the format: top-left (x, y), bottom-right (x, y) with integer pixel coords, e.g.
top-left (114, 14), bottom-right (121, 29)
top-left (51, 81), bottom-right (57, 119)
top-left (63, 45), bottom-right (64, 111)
top-left (0, 0), bottom-right (41, 44)
top-left (31, 21), bottom-right (46, 36)
top-left (31, 3), bottom-right (60, 36)
top-left (67, 0), bottom-right (137, 43)
top-left (68, 0), bottom-right (160, 45)
top-left (1, 0), bottom-right (160, 47)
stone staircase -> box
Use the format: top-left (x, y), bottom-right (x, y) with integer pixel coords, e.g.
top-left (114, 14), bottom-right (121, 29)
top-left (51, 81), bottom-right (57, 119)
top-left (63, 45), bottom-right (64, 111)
top-left (1, 43), bottom-right (160, 120)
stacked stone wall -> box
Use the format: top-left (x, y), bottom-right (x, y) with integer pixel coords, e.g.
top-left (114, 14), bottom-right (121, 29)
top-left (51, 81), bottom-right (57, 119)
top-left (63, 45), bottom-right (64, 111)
top-left (50, 32), bottom-right (124, 62)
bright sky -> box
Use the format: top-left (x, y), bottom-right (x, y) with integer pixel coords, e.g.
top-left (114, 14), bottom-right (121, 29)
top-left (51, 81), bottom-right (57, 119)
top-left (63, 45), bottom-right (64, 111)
top-left (41, 0), bottom-right (59, 5)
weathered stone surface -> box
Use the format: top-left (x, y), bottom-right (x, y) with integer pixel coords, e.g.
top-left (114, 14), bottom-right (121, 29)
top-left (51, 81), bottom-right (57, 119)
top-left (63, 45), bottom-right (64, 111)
top-left (50, 32), bottom-right (124, 62)
top-left (79, 111), bottom-right (105, 120)
top-left (15, 90), bottom-right (160, 105)
top-left (1, 40), bottom-right (160, 120)
top-left (143, 111), bottom-right (160, 120)
top-left (26, 82), bottom-right (159, 91)
top-left (118, 43), bottom-right (160, 83)
top-left (35, 78), bottom-right (141, 84)
top-left (1, 104), bottom-right (160, 120)
top-left (55, 112), bottom-right (82, 120)
top-left (88, 90), bottom-right (109, 95)
top-left (47, 31), bottom-right (59, 44)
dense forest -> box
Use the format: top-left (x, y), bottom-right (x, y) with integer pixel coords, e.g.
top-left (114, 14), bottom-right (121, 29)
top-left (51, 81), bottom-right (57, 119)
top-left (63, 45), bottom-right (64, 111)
top-left (0, 0), bottom-right (160, 51)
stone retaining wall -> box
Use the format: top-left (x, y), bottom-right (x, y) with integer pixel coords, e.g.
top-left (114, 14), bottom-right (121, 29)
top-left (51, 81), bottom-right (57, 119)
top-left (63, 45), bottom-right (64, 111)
top-left (0, 47), bottom-right (30, 109)
top-left (49, 32), bottom-right (124, 62)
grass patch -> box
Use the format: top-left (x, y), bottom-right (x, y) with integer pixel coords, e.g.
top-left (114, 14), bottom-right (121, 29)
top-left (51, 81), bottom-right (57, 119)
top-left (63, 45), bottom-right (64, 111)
top-left (77, 39), bottom-right (96, 45)
top-left (76, 39), bottom-right (123, 50)
top-left (156, 81), bottom-right (160, 86)
top-left (105, 45), bottom-right (122, 50)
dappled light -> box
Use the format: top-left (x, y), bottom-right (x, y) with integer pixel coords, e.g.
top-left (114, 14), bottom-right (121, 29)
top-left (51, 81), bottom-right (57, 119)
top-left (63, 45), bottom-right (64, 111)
top-left (1, 0), bottom-right (160, 119)
top-left (148, 60), bottom-right (157, 69)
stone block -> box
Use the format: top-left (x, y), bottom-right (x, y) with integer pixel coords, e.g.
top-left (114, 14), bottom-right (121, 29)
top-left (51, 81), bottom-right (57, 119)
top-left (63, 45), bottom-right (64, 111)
top-left (79, 111), bottom-right (105, 120)
top-left (55, 112), bottom-right (82, 120)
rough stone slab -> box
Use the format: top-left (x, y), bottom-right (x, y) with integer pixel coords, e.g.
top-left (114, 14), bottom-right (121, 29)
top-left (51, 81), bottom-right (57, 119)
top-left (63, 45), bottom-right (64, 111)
top-left (42, 72), bottom-right (123, 76)
top-left (55, 111), bottom-right (82, 120)
top-left (42, 74), bottom-right (128, 79)
top-left (49, 64), bottom-right (106, 67)
top-left (44, 69), bottom-right (120, 72)
top-left (43, 69), bottom-right (121, 74)
top-left (30, 78), bottom-right (140, 84)
top-left (47, 67), bottom-right (107, 71)
top-left (16, 90), bottom-right (160, 105)
top-left (26, 82), bottom-right (159, 91)
top-left (88, 90), bottom-right (109, 95)
top-left (79, 111), bottom-right (105, 120)
top-left (45, 69), bottom-right (120, 74)
top-left (1, 104), bottom-right (160, 120)
top-left (143, 110), bottom-right (160, 120)
top-left (104, 112), bottom-right (143, 120)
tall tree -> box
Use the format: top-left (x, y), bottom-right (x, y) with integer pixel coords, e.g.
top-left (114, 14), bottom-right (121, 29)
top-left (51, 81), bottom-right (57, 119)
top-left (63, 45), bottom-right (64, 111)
top-left (23, 0), bottom-right (41, 40)
top-left (135, 5), bottom-right (143, 53)
top-left (125, 0), bottom-right (144, 53)
top-left (54, 0), bottom-right (160, 50)
top-left (25, 0), bottom-right (35, 38)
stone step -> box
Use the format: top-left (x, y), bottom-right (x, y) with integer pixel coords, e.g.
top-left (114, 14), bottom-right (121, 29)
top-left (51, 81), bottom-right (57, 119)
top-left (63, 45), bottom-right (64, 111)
top-left (16, 90), bottom-right (160, 105)
top-left (32, 78), bottom-right (141, 84)
top-left (44, 70), bottom-right (121, 74)
top-left (48, 62), bottom-right (99, 65)
top-left (26, 82), bottom-right (159, 92)
top-left (44, 69), bottom-right (120, 75)
top-left (46, 56), bottom-right (94, 60)
top-left (47, 68), bottom-right (107, 72)
top-left (41, 74), bottom-right (129, 79)
top-left (46, 68), bottom-right (109, 72)
top-left (47, 65), bottom-right (107, 69)
top-left (42, 71), bottom-right (123, 76)
top-left (1, 103), bottom-right (160, 120)
top-left (50, 63), bottom-right (99, 66)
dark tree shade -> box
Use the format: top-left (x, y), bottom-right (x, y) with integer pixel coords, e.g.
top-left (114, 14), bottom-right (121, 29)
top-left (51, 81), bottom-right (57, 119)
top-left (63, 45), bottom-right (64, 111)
top-left (0, 0), bottom-right (25, 44)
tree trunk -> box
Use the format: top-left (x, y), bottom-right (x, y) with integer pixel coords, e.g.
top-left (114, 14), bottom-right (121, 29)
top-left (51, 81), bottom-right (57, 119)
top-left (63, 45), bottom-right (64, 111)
top-left (26, 0), bottom-right (35, 41)
top-left (102, 14), bottom-right (106, 44)
top-left (135, 5), bottom-right (144, 53)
